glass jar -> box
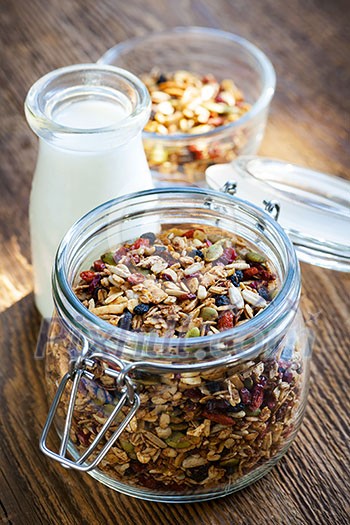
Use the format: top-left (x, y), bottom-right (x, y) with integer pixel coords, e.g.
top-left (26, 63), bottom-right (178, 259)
top-left (99, 27), bottom-right (276, 186)
top-left (41, 188), bottom-right (311, 503)
top-left (25, 64), bottom-right (153, 318)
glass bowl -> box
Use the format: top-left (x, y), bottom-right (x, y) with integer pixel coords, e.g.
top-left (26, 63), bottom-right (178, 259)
top-left (99, 27), bottom-right (276, 186)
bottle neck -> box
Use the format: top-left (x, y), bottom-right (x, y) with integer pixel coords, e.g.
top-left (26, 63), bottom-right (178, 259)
top-left (25, 64), bottom-right (151, 152)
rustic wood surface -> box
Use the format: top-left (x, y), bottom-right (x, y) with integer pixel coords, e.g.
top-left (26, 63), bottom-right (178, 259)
top-left (0, 0), bottom-right (349, 524)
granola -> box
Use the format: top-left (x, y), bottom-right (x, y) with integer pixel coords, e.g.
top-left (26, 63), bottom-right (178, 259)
top-left (140, 70), bottom-right (252, 184)
top-left (74, 226), bottom-right (278, 337)
top-left (45, 226), bottom-right (305, 495)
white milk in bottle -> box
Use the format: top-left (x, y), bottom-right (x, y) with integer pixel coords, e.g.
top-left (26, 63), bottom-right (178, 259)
top-left (25, 64), bottom-right (153, 317)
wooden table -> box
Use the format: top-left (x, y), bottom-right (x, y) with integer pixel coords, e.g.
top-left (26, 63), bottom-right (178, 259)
top-left (1, 1), bottom-right (349, 523)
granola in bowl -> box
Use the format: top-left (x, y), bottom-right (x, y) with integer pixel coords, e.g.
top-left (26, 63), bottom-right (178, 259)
top-left (45, 225), bottom-right (305, 497)
top-left (140, 70), bottom-right (252, 185)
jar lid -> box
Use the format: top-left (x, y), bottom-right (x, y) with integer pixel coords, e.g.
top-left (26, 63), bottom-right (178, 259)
top-left (206, 156), bottom-right (350, 272)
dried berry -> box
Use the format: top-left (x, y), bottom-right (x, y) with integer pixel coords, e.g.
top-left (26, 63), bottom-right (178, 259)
top-left (118, 310), bottom-right (133, 330)
top-left (202, 411), bottom-right (235, 426)
top-left (188, 465), bottom-right (209, 482)
top-left (218, 311), bottom-right (234, 330)
top-left (195, 249), bottom-right (204, 259)
top-left (228, 402), bottom-right (246, 413)
top-left (140, 232), bottom-right (156, 244)
top-left (93, 259), bottom-right (106, 272)
top-left (205, 398), bottom-right (231, 412)
top-left (133, 303), bottom-right (151, 315)
top-left (228, 270), bottom-right (243, 287)
top-left (132, 237), bottom-right (150, 250)
top-left (243, 267), bottom-right (259, 279)
top-left (113, 247), bottom-right (128, 263)
top-left (221, 247), bottom-right (237, 263)
top-left (80, 270), bottom-right (96, 283)
top-left (215, 295), bottom-right (230, 307)
top-left (258, 286), bottom-right (271, 301)
top-left (240, 387), bottom-right (252, 405)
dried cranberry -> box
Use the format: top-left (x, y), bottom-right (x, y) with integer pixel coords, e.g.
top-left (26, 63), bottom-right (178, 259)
top-left (183, 388), bottom-right (202, 401)
top-left (93, 259), bottom-right (106, 272)
top-left (182, 229), bottom-right (196, 238)
top-left (215, 295), bottom-right (230, 307)
top-left (127, 273), bottom-right (145, 285)
top-left (113, 246), bottom-right (128, 263)
top-left (76, 431), bottom-right (90, 447)
top-left (221, 247), bottom-right (237, 263)
top-left (202, 411), bottom-right (235, 426)
top-left (228, 270), bottom-right (243, 287)
top-left (218, 311), bottom-right (234, 331)
top-left (250, 384), bottom-right (265, 411)
top-left (178, 293), bottom-right (196, 301)
top-left (283, 370), bottom-right (294, 384)
top-left (132, 237), bottom-right (150, 250)
top-left (140, 232), bottom-right (156, 244)
top-left (133, 303), bottom-right (150, 315)
top-left (243, 267), bottom-right (259, 279)
top-left (240, 387), bottom-right (252, 405)
top-left (80, 270), bottom-right (96, 283)
top-left (88, 275), bottom-right (102, 294)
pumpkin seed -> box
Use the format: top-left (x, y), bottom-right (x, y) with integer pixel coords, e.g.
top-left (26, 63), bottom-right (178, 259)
top-left (200, 306), bottom-right (218, 321)
top-left (204, 243), bottom-right (223, 262)
top-left (246, 251), bottom-right (266, 263)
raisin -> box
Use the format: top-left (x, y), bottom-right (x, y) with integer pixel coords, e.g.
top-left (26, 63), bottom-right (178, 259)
top-left (195, 249), bottom-right (204, 259)
top-left (205, 398), bottom-right (231, 413)
top-left (133, 303), bottom-right (151, 315)
top-left (258, 286), bottom-right (271, 301)
top-left (228, 270), bottom-right (243, 287)
top-left (189, 465), bottom-right (209, 482)
top-left (206, 381), bottom-right (223, 393)
top-left (117, 310), bottom-right (133, 330)
top-left (228, 402), bottom-right (246, 413)
top-left (140, 232), bottom-right (156, 244)
top-left (156, 73), bottom-right (167, 84)
top-left (215, 295), bottom-right (230, 307)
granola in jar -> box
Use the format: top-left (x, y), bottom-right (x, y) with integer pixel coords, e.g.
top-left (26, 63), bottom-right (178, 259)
top-left (46, 225), bottom-right (305, 494)
top-left (141, 70), bottom-right (252, 184)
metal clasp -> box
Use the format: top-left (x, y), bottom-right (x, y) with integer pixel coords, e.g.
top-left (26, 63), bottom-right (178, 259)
top-left (40, 348), bottom-right (140, 472)
top-left (263, 199), bottom-right (280, 221)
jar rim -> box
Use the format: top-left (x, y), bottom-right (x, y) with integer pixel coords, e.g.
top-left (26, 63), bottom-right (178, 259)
top-left (24, 63), bottom-right (151, 138)
top-left (99, 26), bottom-right (276, 141)
top-left (53, 188), bottom-right (300, 364)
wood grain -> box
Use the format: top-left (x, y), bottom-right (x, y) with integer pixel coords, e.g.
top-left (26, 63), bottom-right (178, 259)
top-left (0, 0), bottom-right (349, 524)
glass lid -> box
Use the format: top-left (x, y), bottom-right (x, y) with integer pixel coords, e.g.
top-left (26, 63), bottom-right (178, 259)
top-left (206, 156), bottom-right (350, 272)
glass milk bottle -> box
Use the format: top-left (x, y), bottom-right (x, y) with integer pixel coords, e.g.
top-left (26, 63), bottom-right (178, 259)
top-left (25, 64), bottom-right (153, 318)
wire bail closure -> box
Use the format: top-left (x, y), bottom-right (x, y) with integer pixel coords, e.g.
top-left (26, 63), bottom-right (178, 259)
top-left (40, 348), bottom-right (141, 472)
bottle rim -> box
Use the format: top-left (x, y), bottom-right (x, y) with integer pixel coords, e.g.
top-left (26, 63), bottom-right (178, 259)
top-left (24, 63), bottom-right (151, 142)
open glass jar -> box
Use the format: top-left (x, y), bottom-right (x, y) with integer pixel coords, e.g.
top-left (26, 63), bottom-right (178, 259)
top-left (42, 188), bottom-right (311, 503)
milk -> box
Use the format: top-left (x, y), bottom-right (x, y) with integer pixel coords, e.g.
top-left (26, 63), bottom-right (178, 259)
top-left (29, 98), bottom-right (153, 318)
